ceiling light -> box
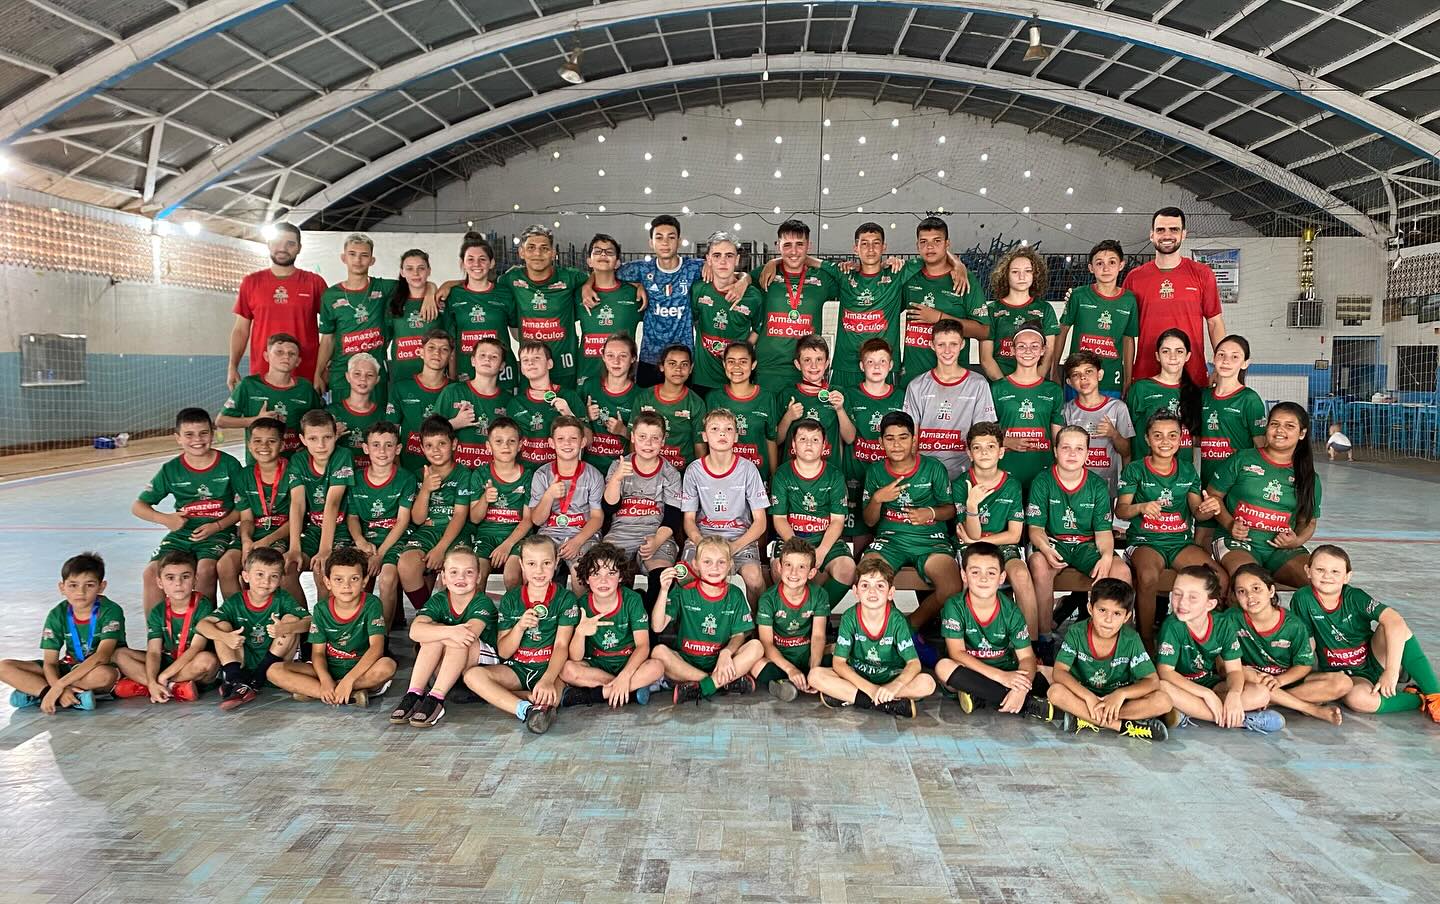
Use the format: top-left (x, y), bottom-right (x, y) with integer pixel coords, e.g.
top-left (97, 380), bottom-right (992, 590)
top-left (644, 186), bottom-right (652, 194)
top-left (681, 205), bottom-right (691, 214)
top-left (822, 187), bottom-right (830, 195)
top-left (774, 135), bottom-right (783, 144)
top-left (823, 118), bottom-right (832, 127)
top-left (858, 170), bottom-right (865, 177)
top-left (979, 187), bottom-right (987, 195)
top-left (1023, 169), bottom-right (1032, 178)
top-left (466, 220), bottom-right (474, 229)
top-left (513, 203), bottom-right (520, 210)
top-left (762, 69), bottom-right (770, 81)
top-left (512, 237), bottom-right (520, 245)
top-left (980, 152), bottom-right (989, 162)
top-left (937, 169), bottom-right (946, 179)
top-left (1066, 255), bottom-right (1073, 263)
top-left (553, 185), bottom-right (560, 193)
top-left (937, 206), bottom-right (945, 212)
top-left (891, 152), bottom-right (899, 161)
top-left (598, 205), bottom-right (606, 211)
top-left (597, 169), bottom-right (606, 176)
top-left (597, 134), bottom-right (606, 143)
top-left (733, 186), bottom-right (742, 195)
top-left (558, 54), bottom-right (584, 84)
top-left (773, 169), bottom-right (782, 178)
top-left (681, 169), bottom-right (690, 178)
top-left (643, 152), bottom-right (653, 161)
top-left (1020, 239), bottom-right (1029, 246)
top-left (1065, 223), bottom-right (1072, 230)
top-left (553, 221), bottom-right (560, 228)
top-left (856, 206), bottom-right (864, 212)
top-left (0, 153), bottom-right (10, 174)
top-left (260, 223), bottom-right (278, 241)
top-left (822, 152), bottom-right (830, 161)
top-left (857, 136), bottom-right (867, 144)
top-left (552, 151), bottom-right (560, 159)
top-left (821, 223), bottom-right (829, 230)
top-left (937, 135), bottom-right (946, 144)
top-left (1066, 186), bottom-right (1075, 195)
top-left (682, 239), bottom-right (690, 248)
top-left (644, 221), bottom-right (651, 230)
top-left (733, 222), bottom-right (742, 230)
top-left (1022, 206), bottom-right (1030, 213)
top-left (183, 220), bottom-right (201, 236)
top-left (773, 205), bottom-right (782, 214)
top-left (734, 118), bottom-right (743, 126)
top-left (890, 187), bottom-right (897, 194)
top-left (1116, 206), bottom-right (1125, 213)
top-left (735, 152), bottom-right (744, 161)
top-left (889, 222), bottom-right (897, 229)
top-left (891, 118), bottom-right (899, 127)
top-left (1023, 17), bottom-right (1050, 63)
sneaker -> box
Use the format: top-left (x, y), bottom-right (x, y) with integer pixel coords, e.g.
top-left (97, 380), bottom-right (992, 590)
top-left (409, 695), bottom-right (446, 728)
top-left (524, 703), bottom-right (557, 734)
top-left (768, 679), bottom-right (799, 702)
top-left (1061, 712), bottom-right (1100, 734)
top-left (9, 689), bottom-right (39, 708)
top-left (819, 693), bottom-right (850, 708)
top-left (1120, 717), bottom-right (1169, 742)
top-left (561, 686), bottom-right (603, 707)
top-left (170, 680), bottom-right (200, 702)
top-left (648, 678), bottom-right (671, 693)
top-left (447, 685), bottom-right (480, 705)
top-left (1243, 709), bottom-right (1286, 734)
top-left (876, 697), bottom-right (916, 718)
top-left (390, 691), bottom-right (422, 724)
top-left (721, 675), bottom-right (756, 696)
top-left (672, 681), bottom-right (703, 705)
top-left (1022, 696), bottom-right (1055, 722)
top-left (1415, 689), bottom-right (1440, 724)
top-left (73, 690), bottom-right (96, 711)
top-left (634, 685), bottom-right (651, 706)
top-left (219, 683), bottom-right (256, 711)
top-left (955, 691), bottom-right (975, 714)
top-left (112, 678), bottom-right (149, 699)
top-left (350, 690), bottom-right (369, 708)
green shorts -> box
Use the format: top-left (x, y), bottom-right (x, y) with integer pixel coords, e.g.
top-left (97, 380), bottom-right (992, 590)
top-left (1051, 539), bottom-right (1103, 574)
top-left (470, 529), bottom-right (522, 562)
top-left (586, 649), bottom-right (634, 677)
top-left (678, 650), bottom-right (719, 673)
top-left (864, 535), bottom-right (954, 583)
top-left (403, 524), bottom-right (464, 558)
top-left (300, 527), bottom-right (353, 559)
top-left (324, 655), bottom-right (363, 679)
top-left (505, 658), bottom-right (547, 690)
top-left (1127, 541), bottom-right (1192, 570)
top-left (379, 542), bottom-right (407, 567)
top-left (153, 528), bottom-right (238, 562)
top-left (847, 665), bottom-right (902, 686)
top-left (778, 536), bottom-right (854, 569)
top-left (1214, 534), bottom-right (1308, 574)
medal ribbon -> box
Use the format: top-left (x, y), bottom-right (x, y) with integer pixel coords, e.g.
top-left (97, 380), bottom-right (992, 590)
top-left (66, 602), bottom-right (99, 660)
top-left (785, 267), bottom-right (806, 315)
top-left (164, 593), bottom-right (199, 657)
top-left (254, 463), bottom-right (281, 525)
top-left (554, 463), bottom-right (580, 522)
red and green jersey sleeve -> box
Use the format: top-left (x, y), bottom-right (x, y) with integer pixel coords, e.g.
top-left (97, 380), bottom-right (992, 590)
top-left (900, 270), bottom-right (989, 384)
top-left (1116, 457), bottom-right (1202, 546)
top-left (1056, 621), bottom-right (1155, 694)
top-left (691, 283), bottom-right (765, 390)
top-left (1199, 386), bottom-right (1267, 487)
top-left (981, 297), bottom-right (1059, 375)
top-left (1235, 608), bottom-right (1317, 675)
top-left (833, 604), bottom-right (916, 683)
top-left (1059, 286), bottom-right (1139, 393)
top-left (751, 265), bottom-right (838, 382)
top-left (1289, 585), bottom-right (1387, 673)
top-left (633, 385), bottom-right (707, 470)
top-left (1025, 468), bottom-right (1113, 543)
top-left (138, 452), bottom-right (245, 533)
top-left (862, 454), bottom-right (953, 547)
top-left (1126, 379), bottom-right (1194, 459)
top-left (1209, 448), bottom-right (1322, 539)
top-left (445, 283), bottom-right (518, 389)
top-left (388, 297), bottom-right (450, 386)
top-left (578, 282), bottom-right (644, 389)
top-left (221, 375), bottom-right (324, 459)
top-left (40, 597), bottom-right (127, 659)
top-left (769, 460), bottom-right (848, 539)
top-left (939, 590), bottom-right (1031, 671)
top-left (145, 594), bottom-right (215, 656)
top-left (1156, 609), bottom-right (1242, 687)
top-left (822, 258), bottom-right (921, 381)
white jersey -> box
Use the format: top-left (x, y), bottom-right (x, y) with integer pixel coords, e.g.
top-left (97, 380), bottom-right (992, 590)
top-left (1062, 396), bottom-right (1135, 493)
top-left (603, 455), bottom-right (682, 548)
top-left (680, 455), bottom-right (769, 541)
top-left (902, 368), bottom-right (996, 479)
top-left (529, 461), bottom-right (606, 541)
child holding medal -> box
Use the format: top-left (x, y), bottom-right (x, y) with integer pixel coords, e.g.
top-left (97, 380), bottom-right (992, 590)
top-left (529, 416), bottom-right (607, 591)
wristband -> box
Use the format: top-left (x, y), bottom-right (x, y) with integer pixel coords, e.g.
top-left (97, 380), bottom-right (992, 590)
top-left (963, 508), bottom-right (979, 518)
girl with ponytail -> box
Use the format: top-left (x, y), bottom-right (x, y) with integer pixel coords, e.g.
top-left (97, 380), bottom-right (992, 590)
top-left (1196, 334), bottom-right (1266, 545)
top-left (1125, 328), bottom-right (1201, 460)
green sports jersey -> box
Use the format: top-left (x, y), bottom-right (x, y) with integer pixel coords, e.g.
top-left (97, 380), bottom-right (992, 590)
top-left (221, 374), bottom-right (324, 460)
top-left (1125, 379), bottom-right (1195, 459)
top-left (989, 376), bottom-right (1065, 486)
top-left (39, 597), bottom-right (126, 660)
top-left (1056, 620), bottom-right (1155, 695)
top-left (472, 462), bottom-right (534, 543)
top-left (1157, 609), bottom-right (1242, 687)
top-left (939, 590), bottom-right (1031, 672)
top-left (1116, 457), bottom-right (1202, 547)
top-left (862, 455), bottom-right (953, 547)
top-left (900, 269), bottom-right (989, 383)
top-left (496, 584), bottom-right (581, 667)
top-left (666, 581), bottom-right (754, 665)
top-left (755, 583), bottom-right (829, 660)
top-left (634, 385), bottom-right (707, 470)
top-left (509, 384), bottom-right (588, 467)
top-left (236, 460), bottom-right (290, 536)
top-left (1059, 286), bottom-right (1139, 393)
top-left (1235, 608), bottom-right (1317, 676)
top-left (444, 284), bottom-right (518, 388)
top-left (1210, 447), bottom-right (1322, 541)
top-left (214, 589), bottom-right (309, 672)
top-left (1199, 386), bottom-right (1266, 488)
top-left (751, 264), bottom-right (839, 382)
top-left (282, 447), bottom-right (357, 534)
top-left (434, 382), bottom-right (511, 468)
top-left (346, 466), bottom-right (418, 547)
top-left (960, 468), bottom-right (1026, 540)
top-left (318, 277), bottom-right (396, 391)
top-left (769, 460), bottom-right (848, 541)
top-left (1025, 467), bottom-right (1113, 544)
top-left (981, 297), bottom-right (1059, 375)
top-left (385, 374), bottom-right (451, 471)
top-left (420, 589), bottom-right (497, 631)
top-left (145, 593), bottom-right (215, 657)
top-left (580, 588), bottom-right (650, 673)
top-left (327, 396), bottom-right (386, 470)
top-left (822, 259), bottom-right (923, 382)
top-left (308, 594), bottom-right (386, 677)
top-left (1289, 585), bottom-right (1387, 674)
top-left (578, 282), bottom-right (644, 388)
top-left (411, 463), bottom-right (473, 537)
top-left (691, 282), bottom-right (764, 390)
top-left (582, 381), bottom-right (637, 471)
top-left (388, 297), bottom-right (449, 386)
top-left (138, 451), bottom-right (246, 534)
top-left (777, 382), bottom-right (843, 460)
top-left (708, 385), bottom-right (779, 474)
top-left (845, 383), bottom-right (899, 480)
top-left (497, 265), bottom-right (587, 381)
top-left (833, 604), bottom-right (917, 683)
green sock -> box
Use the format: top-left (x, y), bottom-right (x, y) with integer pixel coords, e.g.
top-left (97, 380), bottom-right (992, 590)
top-left (1375, 691), bottom-right (1422, 714)
top-left (699, 676), bottom-right (718, 697)
top-left (756, 663), bottom-right (787, 686)
top-left (823, 577), bottom-right (851, 607)
top-left (1401, 636), bottom-right (1439, 695)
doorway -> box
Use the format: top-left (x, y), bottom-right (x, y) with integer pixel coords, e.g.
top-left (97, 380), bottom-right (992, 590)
top-left (1332, 336), bottom-right (1381, 398)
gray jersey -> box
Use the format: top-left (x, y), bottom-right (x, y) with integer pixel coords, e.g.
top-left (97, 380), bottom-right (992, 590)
top-left (902, 369), bottom-right (997, 479)
top-left (680, 455), bottom-right (769, 542)
top-left (530, 461), bottom-right (606, 541)
top-left (1062, 396), bottom-right (1135, 493)
top-left (602, 455), bottom-right (682, 550)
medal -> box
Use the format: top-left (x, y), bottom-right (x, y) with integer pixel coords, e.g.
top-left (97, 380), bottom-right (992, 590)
top-left (673, 563), bottom-right (691, 584)
top-left (785, 267), bottom-right (806, 322)
top-left (532, 604), bottom-right (549, 620)
top-left (818, 389), bottom-right (831, 403)
top-left (554, 514), bottom-right (570, 528)
top-left (544, 390), bottom-right (557, 403)
top-left (788, 309), bottom-right (799, 322)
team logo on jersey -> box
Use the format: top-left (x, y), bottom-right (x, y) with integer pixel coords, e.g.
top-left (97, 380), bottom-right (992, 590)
top-left (736, 414), bottom-right (749, 434)
top-left (408, 310), bottom-right (425, 328)
top-left (702, 613), bottom-right (718, 635)
top-left (1166, 398), bottom-right (1180, 414)
top-left (856, 288), bottom-right (875, 304)
top-left (869, 411), bottom-right (883, 431)
top-left (601, 629), bottom-right (620, 648)
top-left (922, 292), bottom-right (936, 307)
top-left (355, 304), bottom-right (370, 323)
top-left (802, 492), bottom-right (817, 511)
top-left (938, 399), bottom-right (953, 421)
top-left (1062, 508), bottom-right (1078, 530)
top-left (1263, 480), bottom-right (1283, 503)
top-left (1157, 488), bottom-right (1174, 508)
top-left (1098, 310), bottom-right (1112, 331)
top-left (1018, 399), bottom-right (1036, 421)
top-left (1159, 280), bottom-right (1175, 300)
top-left (197, 484), bottom-right (213, 499)
top-left (712, 491), bottom-right (728, 513)
top-left (371, 500), bottom-right (384, 517)
top-left (531, 291), bottom-right (548, 310)
top-left (1207, 410), bottom-right (1220, 431)
top-left (469, 307), bottom-right (486, 323)
top-left (273, 401), bottom-right (288, 419)
top-left (597, 305), bottom-right (615, 327)
top-left (978, 503), bottom-right (992, 522)
top-left (897, 490), bottom-right (913, 508)
top-left (530, 413), bottom-right (544, 431)
top-left (1090, 667), bottom-right (1109, 688)
top-left (714, 308), bottom-right (729, 330)
top-left (527, 624), bottom-right (542, 641)
top-left (866, 647), bottom-right (882, 663)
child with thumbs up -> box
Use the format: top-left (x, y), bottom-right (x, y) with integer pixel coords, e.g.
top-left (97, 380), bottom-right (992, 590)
top-left (198, 546), bottom-right (310, 711)
top-left (559, 542), bottom-right (665, 708)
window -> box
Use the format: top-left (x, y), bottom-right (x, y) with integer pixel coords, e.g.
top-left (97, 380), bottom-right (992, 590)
top-left (1395, 345), bottom-right (1439, 394)
top-left (19, 333), bottom-right (86, 387)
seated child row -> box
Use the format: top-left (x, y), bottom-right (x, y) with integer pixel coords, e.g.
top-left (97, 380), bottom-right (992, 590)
top-left (5, 537), bottom-right (1437, 741)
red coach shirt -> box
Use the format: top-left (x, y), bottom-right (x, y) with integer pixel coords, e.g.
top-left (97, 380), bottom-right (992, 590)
top-left (1123, 257), bottom-right (1220, 386)
top-left (234, 268), bottom-right (329, 380)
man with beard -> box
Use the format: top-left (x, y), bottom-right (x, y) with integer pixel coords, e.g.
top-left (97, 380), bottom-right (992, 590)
top-left (229, 223), bottom-right (331, 388)
top-left (1122, 207), bottom-right (1225, 387)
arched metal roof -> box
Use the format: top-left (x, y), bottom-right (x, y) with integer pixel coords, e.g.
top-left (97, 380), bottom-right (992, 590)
top-left (1, 0), bottom-right (1437, 240)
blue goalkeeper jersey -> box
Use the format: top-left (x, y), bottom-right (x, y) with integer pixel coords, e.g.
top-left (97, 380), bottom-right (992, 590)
top-left (619, 257), bottom-right (705, 364)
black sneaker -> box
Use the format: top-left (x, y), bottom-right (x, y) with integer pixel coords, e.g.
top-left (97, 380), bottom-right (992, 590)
top-left (447, 685), bottom-right (480, 705)
top-left (876, 697), bottom-right (917, 718)
top-left (721, 675), bottom-right (756, 696)
top-left (409, 695), bottom-right (445, 728)
top-left (524, 703), bottom-right (557, 734)
top-left (1120, 717), bottom-right (1169, 742)
top-left (561, 686), bottom-right (604, 707)
top-left (673, 681), bottom-right (703, 705)
top-left (819, 693), bottom-right (851, 708)
top-left (390, 691), bottom-right (422, 724)
top-left (219, 682), bottom-right (256, 712)
top-left (1023, 696), bottom-right (1057, 723)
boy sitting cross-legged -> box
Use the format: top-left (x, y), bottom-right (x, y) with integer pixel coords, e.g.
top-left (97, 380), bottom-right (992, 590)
top-left (198, 547), bottom-right (311, 711)
top-left (808, 557), bottom-right (936, 717)
top-left (652, 535), bottom-right (765, 703)
top-left (266, 546), bottom-right (397, 707)
top-left (392, 546), bottom-right (497, 729)
top-left (934, 543), bottom-right (1055, 722)
top-left (462, 535), bottom-right (580, 734)
top-left (1, 552), bottom-right (124, 713)
top-left (112, 550), bottom-right (220, 703)
top-left (1048, 579), bottom-right (1171, 741)
top-left (751, 537), bottom-right (831, 702)
top-left (559, 542), bottom-right (666, 708)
